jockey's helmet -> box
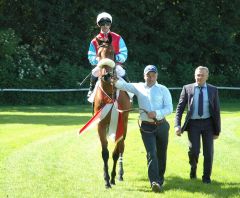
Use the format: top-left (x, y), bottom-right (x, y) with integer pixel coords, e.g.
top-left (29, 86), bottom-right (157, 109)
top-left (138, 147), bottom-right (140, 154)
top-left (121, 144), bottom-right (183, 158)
top-left (97, 12), bottom-right (112, 26)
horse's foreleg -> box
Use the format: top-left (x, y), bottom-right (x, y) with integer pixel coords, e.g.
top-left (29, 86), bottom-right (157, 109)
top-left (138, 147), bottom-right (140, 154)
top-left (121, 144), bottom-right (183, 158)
top-left (102, 148), bottom-right (111, 188)
top-left (110, 152), bottom-right (119, 185)
top-left (98, 124), bottom-right (111, 188)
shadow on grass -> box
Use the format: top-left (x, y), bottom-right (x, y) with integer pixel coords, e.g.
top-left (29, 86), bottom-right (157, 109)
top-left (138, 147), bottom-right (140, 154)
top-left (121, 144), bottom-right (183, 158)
top-left (0, 114), bottom-right (91, 125)
top-left (0, 104), bottom-right (137, 125)
top-left (126, 176), bottom-right (240, 197)
top-left (0, 113), bottom-right (135, 125)
top-left (164, 176), bottom-right (240, 197)
top-left (1, 102), bottom-right (238, 125)
top-left (0, 105), bottom-right (92, 113)
top-left (0, 104), bottom-right (140, 113)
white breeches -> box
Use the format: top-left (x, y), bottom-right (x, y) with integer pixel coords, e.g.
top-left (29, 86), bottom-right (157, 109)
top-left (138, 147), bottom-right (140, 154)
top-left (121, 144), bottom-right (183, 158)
top-left (92, 64), bottom-right (126, 78)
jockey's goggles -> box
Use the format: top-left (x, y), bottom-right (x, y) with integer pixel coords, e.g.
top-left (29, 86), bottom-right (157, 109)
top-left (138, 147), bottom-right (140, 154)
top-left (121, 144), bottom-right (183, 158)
top-left (98, 20), bottom-right (111, 26)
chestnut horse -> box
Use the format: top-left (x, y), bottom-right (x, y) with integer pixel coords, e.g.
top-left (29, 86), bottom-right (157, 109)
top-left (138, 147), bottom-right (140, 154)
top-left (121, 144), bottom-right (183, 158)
top-left (94, 35), bottom-right (131, 188)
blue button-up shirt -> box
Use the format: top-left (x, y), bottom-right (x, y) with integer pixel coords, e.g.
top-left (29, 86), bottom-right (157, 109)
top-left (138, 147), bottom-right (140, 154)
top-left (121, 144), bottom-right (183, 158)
top-left (115, 80), bottom-right (173, 122)
top-left (191, 83), bottom-right (210, 119)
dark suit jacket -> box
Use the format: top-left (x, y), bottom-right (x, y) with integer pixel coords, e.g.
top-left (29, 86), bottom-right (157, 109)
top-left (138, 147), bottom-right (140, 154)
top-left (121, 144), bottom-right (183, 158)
top-left (175, 83), bottom-right (221, 135)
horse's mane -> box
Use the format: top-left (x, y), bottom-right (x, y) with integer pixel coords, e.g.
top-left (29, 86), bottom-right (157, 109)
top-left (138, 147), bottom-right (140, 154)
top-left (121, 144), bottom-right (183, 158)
top-left (96, 33), bottom-right (112, 47)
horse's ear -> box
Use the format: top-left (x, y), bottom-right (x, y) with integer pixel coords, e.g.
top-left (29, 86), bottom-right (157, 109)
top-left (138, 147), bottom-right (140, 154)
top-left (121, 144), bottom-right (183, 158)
top-left (96, 37), bottom-right (103, 46)
top-left (107, 34), bottom-right (112, 44)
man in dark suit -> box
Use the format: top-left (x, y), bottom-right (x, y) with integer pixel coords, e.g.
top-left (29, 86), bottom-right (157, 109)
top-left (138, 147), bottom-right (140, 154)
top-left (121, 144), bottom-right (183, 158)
top-left (175, 66), bottom-right (221, 184)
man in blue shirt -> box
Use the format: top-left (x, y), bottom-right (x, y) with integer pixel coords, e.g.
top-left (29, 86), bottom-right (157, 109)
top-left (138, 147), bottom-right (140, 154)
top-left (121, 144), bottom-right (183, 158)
top-left (175, 66), bottom-right (221, 184)
top-left (113, 65), bottom-right (173, 192)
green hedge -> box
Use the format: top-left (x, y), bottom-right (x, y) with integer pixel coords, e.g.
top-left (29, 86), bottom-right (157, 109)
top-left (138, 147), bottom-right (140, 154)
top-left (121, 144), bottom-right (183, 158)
top-left (0, 1), bottom-right (240, 104)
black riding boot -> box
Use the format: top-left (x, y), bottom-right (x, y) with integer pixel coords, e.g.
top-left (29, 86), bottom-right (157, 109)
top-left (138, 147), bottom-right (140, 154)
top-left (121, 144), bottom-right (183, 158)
top-left (87, 75), bottom-right (98, 98)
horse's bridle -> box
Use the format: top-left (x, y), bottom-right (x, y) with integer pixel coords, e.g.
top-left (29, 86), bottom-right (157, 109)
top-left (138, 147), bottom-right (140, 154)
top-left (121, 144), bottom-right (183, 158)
top-left (100, 65), bottom-right (116, 82)
top-left (99, 65), bottom-right (116, 100)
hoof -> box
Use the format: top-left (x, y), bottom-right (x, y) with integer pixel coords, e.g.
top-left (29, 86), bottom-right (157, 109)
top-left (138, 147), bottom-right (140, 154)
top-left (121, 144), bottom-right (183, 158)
top-left (110, 179), bottom-right (116, 185)
top-left (105, 182), bottom-right (111, 189)
top-left (118, 176), bottom-right (124, 181)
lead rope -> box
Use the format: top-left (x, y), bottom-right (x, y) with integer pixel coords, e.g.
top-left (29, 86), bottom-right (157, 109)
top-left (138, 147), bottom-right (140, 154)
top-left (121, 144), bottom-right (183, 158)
top-left (99, 76), bottom-right (157, 134)
top-left (137, 110), bottom-right (159, 133)
top-left (114, 104), bottom-right (158, 134)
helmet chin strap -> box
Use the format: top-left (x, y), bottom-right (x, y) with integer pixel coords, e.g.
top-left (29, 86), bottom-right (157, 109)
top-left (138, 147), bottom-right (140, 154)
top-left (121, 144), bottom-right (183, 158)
top-left (101, 29), bottom-right (110, 34)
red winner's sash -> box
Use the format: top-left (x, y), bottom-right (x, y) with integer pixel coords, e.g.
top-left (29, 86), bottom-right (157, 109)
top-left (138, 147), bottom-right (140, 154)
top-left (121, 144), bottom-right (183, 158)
top-left (79, 101), bottom-right (124, 143)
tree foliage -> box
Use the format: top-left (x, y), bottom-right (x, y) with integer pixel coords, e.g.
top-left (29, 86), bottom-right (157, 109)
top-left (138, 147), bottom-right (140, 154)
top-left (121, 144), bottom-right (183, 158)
top-left (0, 0), bottom-right (239, 104)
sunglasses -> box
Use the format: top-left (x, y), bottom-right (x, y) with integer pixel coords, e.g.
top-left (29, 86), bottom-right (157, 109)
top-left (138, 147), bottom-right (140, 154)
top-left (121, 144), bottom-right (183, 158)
top-left (98, 20), bottom-right (111, 26)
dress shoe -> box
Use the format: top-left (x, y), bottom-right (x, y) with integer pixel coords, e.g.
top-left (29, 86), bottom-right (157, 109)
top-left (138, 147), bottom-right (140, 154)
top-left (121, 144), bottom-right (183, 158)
top-left (190, 167), bottom-right (197, 179)
top-left (151, 182), bottom-right (162, 192)
top-left (202, 177), bottom-right (211, 184)
top-left (159, 178), bottom-right (164, 186)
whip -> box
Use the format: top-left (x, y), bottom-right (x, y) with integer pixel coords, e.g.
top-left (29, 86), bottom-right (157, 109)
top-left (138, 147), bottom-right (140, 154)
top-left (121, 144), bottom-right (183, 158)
top-left (77, 72), bottom-right (92, 87)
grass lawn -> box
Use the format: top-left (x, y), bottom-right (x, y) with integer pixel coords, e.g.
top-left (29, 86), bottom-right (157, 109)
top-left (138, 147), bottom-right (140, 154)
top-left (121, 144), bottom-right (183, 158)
top-left (0, 102), bottom-right (239, 198)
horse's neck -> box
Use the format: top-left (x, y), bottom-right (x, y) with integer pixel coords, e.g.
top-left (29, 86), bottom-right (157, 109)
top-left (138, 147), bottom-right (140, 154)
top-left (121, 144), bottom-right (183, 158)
top-left (102, 54), bottom-right (114, 60)
top-left (100, 80), bottom-right (115, 99)
top-left (100, 51), bottom-right (114, 60)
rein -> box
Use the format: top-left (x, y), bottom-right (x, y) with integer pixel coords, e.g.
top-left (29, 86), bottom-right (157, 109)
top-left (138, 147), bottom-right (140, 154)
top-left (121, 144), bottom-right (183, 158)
top-left (98, 79), bottom-right (136, 113)
top-left (113, 102), bottom-right (160, 133)
top-left (116, 105), bottom-right (159, 133)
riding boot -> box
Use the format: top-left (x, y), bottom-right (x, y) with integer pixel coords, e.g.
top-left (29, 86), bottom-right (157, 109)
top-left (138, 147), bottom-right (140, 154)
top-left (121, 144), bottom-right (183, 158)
top-left (121, 73), bottom-right (130, 82)
top-left (87, 75), bottom-right (98, 98)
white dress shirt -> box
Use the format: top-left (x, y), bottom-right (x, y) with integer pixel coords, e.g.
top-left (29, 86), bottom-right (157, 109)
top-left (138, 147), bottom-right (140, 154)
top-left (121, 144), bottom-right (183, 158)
top-left (191, 83), bottom-right (210, 119)
top-left (115, 79), bottom-right (173, 122)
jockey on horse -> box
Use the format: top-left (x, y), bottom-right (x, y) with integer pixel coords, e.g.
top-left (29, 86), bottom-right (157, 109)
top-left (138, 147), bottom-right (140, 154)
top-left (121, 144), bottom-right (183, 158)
top-left (87, 12), bottom-right (129, 98)
top-left (83, 58), bottom-right (131, 188)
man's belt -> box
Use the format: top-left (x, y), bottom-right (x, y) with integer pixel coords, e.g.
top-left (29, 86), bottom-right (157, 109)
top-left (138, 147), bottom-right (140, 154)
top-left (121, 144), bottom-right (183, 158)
top-left (141, 118), bottom-right (166, 126)
top-left (190, 117), bottom-right (211, 121)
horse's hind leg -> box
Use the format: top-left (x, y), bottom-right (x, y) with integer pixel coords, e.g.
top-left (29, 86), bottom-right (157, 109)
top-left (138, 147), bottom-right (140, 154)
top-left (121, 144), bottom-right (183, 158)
top-left (111, 140), bottom-right (125, 183)
top-left (118, 152), bottom-right (124, 181)
top-left (118, 139), bottom-right (125, 181)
